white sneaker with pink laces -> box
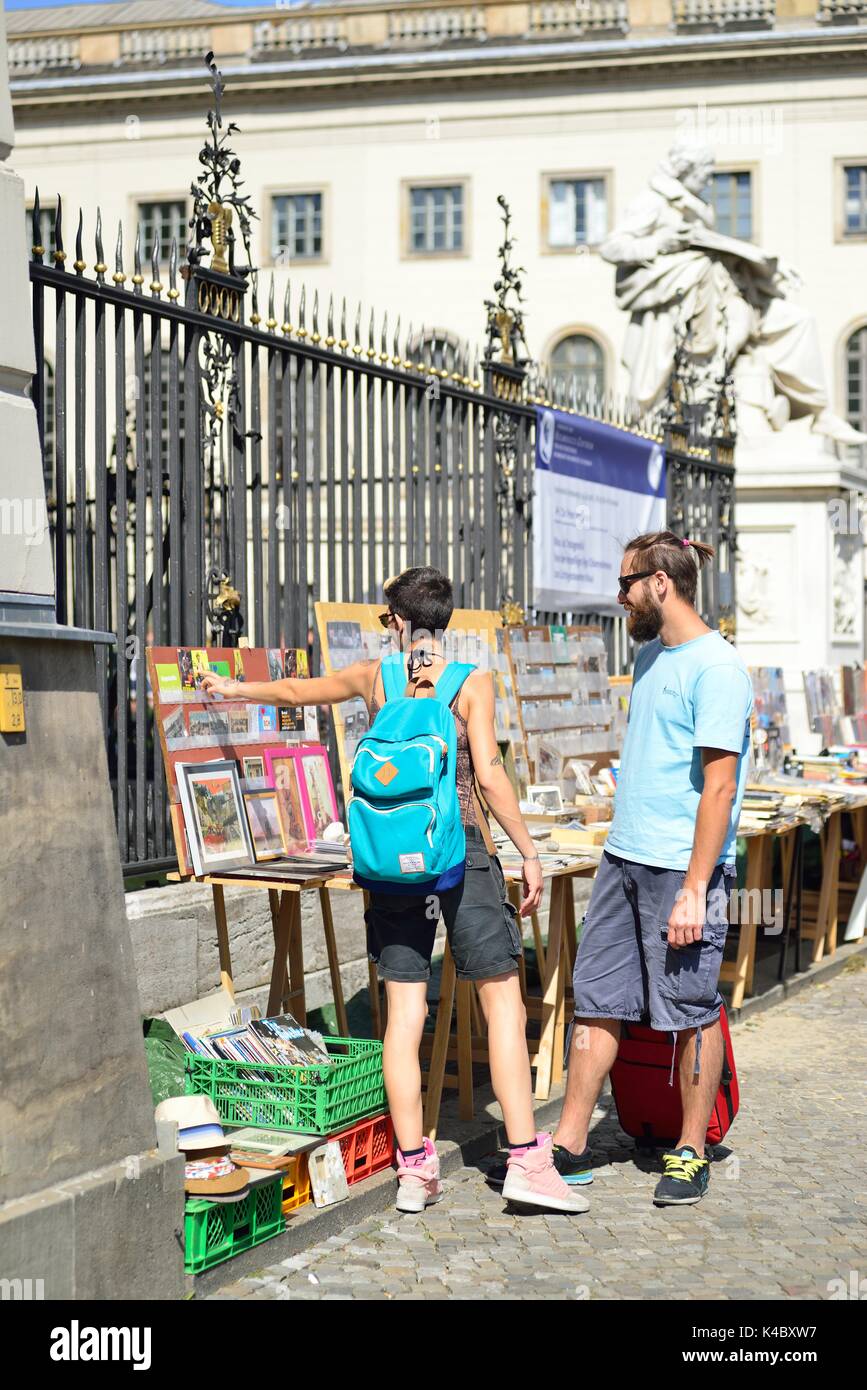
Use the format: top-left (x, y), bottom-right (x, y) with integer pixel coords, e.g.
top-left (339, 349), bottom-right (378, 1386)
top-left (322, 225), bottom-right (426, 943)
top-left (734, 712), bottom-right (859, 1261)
top-left (501, 1132), bottom-right (590, 1214)
top-left (395, 1136), bottom-right (444, 1213)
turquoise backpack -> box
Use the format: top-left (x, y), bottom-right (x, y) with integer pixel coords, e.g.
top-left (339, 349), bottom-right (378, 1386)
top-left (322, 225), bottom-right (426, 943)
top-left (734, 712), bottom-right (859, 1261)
top-left (347, 652), bottom-right (475, 894)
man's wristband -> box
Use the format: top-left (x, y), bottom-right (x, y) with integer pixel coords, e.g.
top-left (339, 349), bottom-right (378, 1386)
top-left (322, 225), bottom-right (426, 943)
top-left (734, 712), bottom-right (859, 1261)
top-left (522, 853), bottom-right (540, 862)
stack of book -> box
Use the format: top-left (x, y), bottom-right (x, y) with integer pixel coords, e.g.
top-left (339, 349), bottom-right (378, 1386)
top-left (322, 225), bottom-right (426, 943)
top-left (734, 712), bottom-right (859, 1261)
top-left (180, 1012), bottom-right (331, 1069)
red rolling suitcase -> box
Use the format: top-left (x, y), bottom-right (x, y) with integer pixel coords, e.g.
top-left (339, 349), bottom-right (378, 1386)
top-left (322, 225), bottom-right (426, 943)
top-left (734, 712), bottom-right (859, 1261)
top-left (609, 1006), bottom-right (739, 1147)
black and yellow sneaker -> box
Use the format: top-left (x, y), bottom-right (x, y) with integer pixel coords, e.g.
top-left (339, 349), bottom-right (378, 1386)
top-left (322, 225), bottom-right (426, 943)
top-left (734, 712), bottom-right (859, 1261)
top-left (653, 1146), bottom-right (710, 1206)
top-left (486, 1143), bottom-right (592, 1188)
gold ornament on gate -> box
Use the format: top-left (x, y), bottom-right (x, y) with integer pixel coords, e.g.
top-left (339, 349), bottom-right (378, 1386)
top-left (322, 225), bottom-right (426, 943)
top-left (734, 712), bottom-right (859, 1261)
top-left (208, 200), bottom-right (233, 274)
top-left (496, 308), bottom-right (515, 364)
top-left (217, 576), bottom-right (242, 614)
top-left (500, 599), bottom-right (525, 626)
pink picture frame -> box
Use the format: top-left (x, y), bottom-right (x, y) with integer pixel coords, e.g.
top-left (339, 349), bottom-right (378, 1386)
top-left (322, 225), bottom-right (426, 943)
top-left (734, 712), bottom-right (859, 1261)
top-left (262, 747), bottom-right (308, 851)
top-left (264, 744), bottom-right (339, 842)
top-left (295, 745), bottom-right (339, 840)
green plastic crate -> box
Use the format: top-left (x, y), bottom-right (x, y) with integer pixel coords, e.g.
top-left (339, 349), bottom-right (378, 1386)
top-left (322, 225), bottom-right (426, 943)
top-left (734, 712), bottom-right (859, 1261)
top-left (184, 1174), bottom-right (284, 1275)
top-left (184, 1036), bottom-right (385, 1135)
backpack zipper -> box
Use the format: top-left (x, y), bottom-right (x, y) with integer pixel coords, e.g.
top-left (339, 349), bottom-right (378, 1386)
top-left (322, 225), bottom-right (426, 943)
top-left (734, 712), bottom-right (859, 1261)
top-left (351, 736), bottom-right (447, 782)
top-left (347, 797), bottom-right (437, 848)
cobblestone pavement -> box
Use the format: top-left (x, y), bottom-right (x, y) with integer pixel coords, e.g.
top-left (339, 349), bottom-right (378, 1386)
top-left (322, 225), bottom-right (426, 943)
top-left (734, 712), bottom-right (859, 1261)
top-left (213, 963), bottom-right (867, 1301)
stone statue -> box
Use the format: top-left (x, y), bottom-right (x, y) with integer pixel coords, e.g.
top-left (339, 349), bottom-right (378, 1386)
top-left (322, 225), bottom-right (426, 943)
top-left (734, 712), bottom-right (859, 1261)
top-left (601, 143), bottom-right (864, 445)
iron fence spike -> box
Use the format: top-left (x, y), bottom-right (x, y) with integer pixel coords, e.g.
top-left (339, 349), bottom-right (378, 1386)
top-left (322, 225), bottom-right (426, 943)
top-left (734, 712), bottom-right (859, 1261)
top-left (31, 188), bottom-right (44, 263)
top-left (75, 207), bottom-right (84, 275)
top-left (94, 206), bottom-right (106, 281)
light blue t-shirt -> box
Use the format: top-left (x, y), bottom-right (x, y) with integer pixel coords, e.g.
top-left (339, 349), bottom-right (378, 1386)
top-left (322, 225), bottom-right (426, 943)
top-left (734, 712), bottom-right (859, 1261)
top-left (606, 630), bottom-right (754, 870)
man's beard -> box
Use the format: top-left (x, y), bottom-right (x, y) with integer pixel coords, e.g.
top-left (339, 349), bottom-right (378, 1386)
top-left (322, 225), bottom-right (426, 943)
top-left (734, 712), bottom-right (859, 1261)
top-left (627, 592), bottom-right (664, 643)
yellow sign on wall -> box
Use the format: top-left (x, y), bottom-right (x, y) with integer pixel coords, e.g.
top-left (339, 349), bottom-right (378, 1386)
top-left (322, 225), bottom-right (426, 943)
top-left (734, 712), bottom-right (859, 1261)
top-left (0, 665), bottom-right (25, 733)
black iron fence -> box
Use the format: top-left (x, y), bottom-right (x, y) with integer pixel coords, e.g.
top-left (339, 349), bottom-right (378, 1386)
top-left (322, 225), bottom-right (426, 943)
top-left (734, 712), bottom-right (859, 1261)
top-left (27, 62), bottom-right (736, 878)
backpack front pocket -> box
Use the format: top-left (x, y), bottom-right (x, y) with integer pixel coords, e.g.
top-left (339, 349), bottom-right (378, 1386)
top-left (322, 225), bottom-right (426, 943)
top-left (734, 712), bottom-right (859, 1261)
top-left (351, 738), bottom-right (444, 802)
top-left (347, 797), bottom-right (439, 882)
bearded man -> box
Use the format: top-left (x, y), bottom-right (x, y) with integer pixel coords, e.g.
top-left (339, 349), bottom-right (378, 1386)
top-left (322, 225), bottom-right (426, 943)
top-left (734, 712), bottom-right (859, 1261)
top-left (552, 531), bottom-right (754, 1206)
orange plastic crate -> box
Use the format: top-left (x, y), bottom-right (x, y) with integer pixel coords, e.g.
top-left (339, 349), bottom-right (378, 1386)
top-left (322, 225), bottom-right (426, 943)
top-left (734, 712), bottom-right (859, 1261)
top-left (281, 1154), bottom-right (312, 1216)
top-left (335, 1113), bottom-right (395, 1186)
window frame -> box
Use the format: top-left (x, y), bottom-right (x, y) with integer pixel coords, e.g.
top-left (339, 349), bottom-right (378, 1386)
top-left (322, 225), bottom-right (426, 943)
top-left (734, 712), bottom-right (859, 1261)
top-left (543, 326), bottom-right (611, 406)
top-left (839, 317), bottom-right (867, 430)
top-left (705, 163), bottom-right (758, 244)
top-left (401, 177), bottom-right (471, 260)
top-left (263, 184), bottom-right (330, 268)
top-left (131, 193), bottom-right (191, 269)
top-left (835, 158), bottom-right (867, 244)
top-left (540, 168), bottom-right (613, 255)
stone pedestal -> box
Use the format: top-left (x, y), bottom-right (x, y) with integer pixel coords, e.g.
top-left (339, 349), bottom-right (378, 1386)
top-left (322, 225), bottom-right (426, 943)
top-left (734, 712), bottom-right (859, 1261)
top-left (735, 417), bottom-right (867, 752)
top-left (0, 15), bottom-right (183, 1300)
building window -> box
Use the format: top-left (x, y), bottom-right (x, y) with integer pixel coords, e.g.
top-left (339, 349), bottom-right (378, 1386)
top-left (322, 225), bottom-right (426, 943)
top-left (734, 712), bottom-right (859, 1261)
top-left (546, 176), bottom-right (608, 249)
top-left (137, 200), bottom-right (188, 258)
top-left (707, 171), bottom-right (752, 239)
top-left (414, 330), bottom-right (463, 375)
top-left (550, 334), bottom-right (605, 406)
top-left (271, 192), bottom-right (323, 263)
top-left (846, 326), bottom-right (867, 434)
top-left (843, 165), bottom-right (867, 237)
top-left (409, 184), bottom-right (464, 254)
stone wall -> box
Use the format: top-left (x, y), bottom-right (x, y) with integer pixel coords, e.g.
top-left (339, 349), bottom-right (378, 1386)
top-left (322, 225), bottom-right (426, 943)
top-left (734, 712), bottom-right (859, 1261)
top-left (126, 878), bottom-right (447, 1019)
top-left (126, 874), bottom-right (594, 1022)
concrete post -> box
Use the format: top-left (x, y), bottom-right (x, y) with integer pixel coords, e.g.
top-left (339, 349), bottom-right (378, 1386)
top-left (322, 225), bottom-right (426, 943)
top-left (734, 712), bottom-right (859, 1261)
top-left (0, 7), bottom-right (184, 1300)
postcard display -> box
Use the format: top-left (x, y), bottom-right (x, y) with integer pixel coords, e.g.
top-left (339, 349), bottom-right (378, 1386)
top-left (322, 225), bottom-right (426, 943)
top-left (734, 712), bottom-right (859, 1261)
top-left (314, 602), bottom-right (530, 799)
top-left (506, 625), bottom-right (616, 789)
top-left (750, 667), bottom-right (791, 769)
top-left (803, 668), bottom-right (846, 747)
top-left (803, 665), bottom-right (867, 746)
top-left (147, 646), bottom-right (337, 879)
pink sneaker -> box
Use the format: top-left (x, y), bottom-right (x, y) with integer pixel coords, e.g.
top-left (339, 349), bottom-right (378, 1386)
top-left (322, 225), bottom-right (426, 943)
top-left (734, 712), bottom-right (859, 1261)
top-left (501, 1133), bottom-right (590, 1214)
top-left (395, 1136), bottom-right (444, 1213)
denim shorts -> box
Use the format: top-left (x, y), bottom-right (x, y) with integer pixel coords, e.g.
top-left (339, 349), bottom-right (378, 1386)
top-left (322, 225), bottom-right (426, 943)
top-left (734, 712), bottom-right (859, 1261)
top-left (364, 824), bottom-right (523, 983)
top-left (571, 850), bottom-right (734, 1033)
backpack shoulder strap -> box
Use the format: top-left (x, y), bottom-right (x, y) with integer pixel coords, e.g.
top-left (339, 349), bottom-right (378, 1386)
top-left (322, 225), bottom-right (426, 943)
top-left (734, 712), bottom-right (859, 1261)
top-left (432, 661), bottom-right (475, 708)
top-left (380, 651), bottom-right (407, 704)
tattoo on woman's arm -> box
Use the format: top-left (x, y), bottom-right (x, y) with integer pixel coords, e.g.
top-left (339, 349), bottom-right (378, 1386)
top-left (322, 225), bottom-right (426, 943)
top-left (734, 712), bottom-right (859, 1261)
top-left (490, 753), bottom-right (503, 768)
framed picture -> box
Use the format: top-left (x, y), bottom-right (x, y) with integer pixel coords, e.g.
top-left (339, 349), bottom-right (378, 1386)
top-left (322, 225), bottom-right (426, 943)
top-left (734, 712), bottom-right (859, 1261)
top-left (527, 783), bottom-right (564, 813)
top-left (176, 760), bottom-right (254, 876)
top-left (228, 707), bottom-right (251, 737)
top-left (208, 709), bottom-right (229, 741)
top-left (187, 710), bottom-right (213, 739)
top-left (296, 746), bottom-right (339, 839)
top-left (264, 747), bottom-right (308, 851)
top-left (243, 790), bottom-right (286, 862)
top-left (162, 705), bottom-right (185, 742)
top-left (242, 755), bottom-right (266, 782)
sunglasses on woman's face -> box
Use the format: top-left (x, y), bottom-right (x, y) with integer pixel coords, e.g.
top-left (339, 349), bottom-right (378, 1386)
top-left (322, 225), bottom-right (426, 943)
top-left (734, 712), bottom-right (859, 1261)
top-left (378, 610), bottom-right (400, 629)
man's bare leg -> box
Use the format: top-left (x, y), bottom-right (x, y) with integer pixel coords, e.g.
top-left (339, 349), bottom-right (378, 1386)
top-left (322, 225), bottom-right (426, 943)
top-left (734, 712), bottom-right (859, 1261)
top-left (553, 1018), bottom-right (621, 1154)
top-left (675, 1019), bottom-right (724, 1155)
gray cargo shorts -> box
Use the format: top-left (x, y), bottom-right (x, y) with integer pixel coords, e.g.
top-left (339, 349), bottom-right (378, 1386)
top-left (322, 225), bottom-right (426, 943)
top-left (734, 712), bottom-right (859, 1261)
top-left (365, 824), bottom-right (523, 983)
top-left (572, 849), bottom-right (734, 1034)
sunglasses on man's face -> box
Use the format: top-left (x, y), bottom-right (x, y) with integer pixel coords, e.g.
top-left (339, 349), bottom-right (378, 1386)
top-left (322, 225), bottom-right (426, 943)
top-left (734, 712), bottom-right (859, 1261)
top-left (617, 569), bottom-right (658, 597)
top-left (378, 610), bottom-right (400, 630)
